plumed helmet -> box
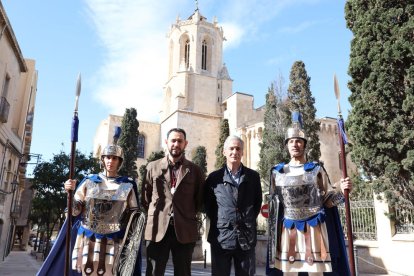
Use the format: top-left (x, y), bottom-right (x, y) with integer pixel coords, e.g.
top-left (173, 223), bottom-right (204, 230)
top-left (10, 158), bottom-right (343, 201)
top-left (101, 126), bottom-right (124, 170)
top-left (284, 111), bottom-right (307, 144)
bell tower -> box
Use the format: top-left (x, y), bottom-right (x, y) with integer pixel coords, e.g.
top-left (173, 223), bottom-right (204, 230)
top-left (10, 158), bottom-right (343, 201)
top-left (160, 8), bottom-right (232, 171)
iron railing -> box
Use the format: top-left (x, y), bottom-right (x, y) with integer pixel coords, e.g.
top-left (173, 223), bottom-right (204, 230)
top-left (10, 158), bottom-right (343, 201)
top-left (395, 207), bottom-right (414, 234)
top-left (338, 200), bottom-right (377, 241)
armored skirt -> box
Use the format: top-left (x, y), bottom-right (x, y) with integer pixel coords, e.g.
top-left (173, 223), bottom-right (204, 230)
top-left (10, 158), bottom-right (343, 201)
top-left (269, 162), bottom-right (345, 274)
top-left (277, 216), bottom-right (331, 272)
top-left (71, 174), bottom-right (138, 276)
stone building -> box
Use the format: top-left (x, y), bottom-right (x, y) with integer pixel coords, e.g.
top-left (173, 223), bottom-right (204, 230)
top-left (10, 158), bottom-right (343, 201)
top-left (0, 2), bottom-right (38, 261)
top-left (93, 7), bottom-right (359, 265)
top-left (94, 8), bottom-right (348, 183)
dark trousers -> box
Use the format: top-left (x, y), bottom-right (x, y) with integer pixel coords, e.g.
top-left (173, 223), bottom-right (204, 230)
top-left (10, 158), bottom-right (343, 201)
top-left (211, 243), bottom-right (256, 276)
top-left (145, 225), bottom-right (195, 276)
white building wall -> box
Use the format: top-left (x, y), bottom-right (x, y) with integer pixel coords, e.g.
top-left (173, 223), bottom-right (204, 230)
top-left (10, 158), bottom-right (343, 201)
top-left (0, 3), bottom-right (37, 260)
top-left (318, 117), bottom-right (357, 183)
top-left (161, 110), bottom-right (221, 173)
top-left (94, 115), bottom-right (162, 173)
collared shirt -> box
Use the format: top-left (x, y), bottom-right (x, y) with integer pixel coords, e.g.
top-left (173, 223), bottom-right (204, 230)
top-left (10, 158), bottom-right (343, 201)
top-left (167, 157), bottom-right (184, 220)
top-left (168, 156), bottom-right (183, 190)
top-left (226, 165), bottom-right (242, 187)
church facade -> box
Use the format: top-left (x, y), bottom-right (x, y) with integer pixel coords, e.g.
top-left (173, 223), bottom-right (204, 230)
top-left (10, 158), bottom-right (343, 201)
top-left (94, 9), bottom-right (351, 185)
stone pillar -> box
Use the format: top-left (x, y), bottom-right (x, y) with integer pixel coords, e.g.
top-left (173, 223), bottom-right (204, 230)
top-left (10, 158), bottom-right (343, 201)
top-left (373, 193), bottom-right (395, 240)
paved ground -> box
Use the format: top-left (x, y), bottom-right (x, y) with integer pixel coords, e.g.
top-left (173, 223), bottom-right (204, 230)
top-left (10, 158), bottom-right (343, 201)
top-left (0, 248), bottom-right (390, 275)
top-left (0, 250), bottom-right (43, 276)
top-left (0, 251), bottom-right (221, 276)
top-left (0, 249), bottom-right (267, 276)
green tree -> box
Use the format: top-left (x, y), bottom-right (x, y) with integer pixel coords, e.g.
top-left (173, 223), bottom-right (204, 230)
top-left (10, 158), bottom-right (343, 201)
top-left (258, 75), bottom-right (290, 187)
top-left (287, 61), bottom-right (321, 162)
top-left (350, 174), bottom-right (374, 201)
top-left (191, 146), bottom-right (207, 239)
top-left (138, 150), bottom-right (165, 190)
top-left (345, 1), bottom-right (414, 214)
top-left (215, 119), bottom-right (229, 169)
top-left (118, 108), bottom-right (139, 179)
top-left (192, 146), bottom-right (208, 177)
top-left (28, 204), bottom-right (44, 251)
top-left (30, 151), bottom-right (99, 245)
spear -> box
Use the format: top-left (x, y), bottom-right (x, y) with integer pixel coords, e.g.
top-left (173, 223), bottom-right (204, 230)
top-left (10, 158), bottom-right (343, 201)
top-left (334, 74), bottom-right (356, 276)
top-left (65, 73), bottom-right (81, 276)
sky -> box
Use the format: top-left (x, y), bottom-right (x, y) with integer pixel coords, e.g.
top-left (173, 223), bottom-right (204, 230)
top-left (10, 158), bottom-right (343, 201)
top-left (2, 0), bottom-right (353, 175)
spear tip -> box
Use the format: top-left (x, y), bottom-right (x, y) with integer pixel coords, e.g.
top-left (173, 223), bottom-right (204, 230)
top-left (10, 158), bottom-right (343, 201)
top-left (74, 73), bottom-right (81, 112)
top-left (334, 73), bottom-right (340, 100)
top-left (76, 73), bottom-right (81, 97)
top-left (333, 73), bottom-right (342, 115)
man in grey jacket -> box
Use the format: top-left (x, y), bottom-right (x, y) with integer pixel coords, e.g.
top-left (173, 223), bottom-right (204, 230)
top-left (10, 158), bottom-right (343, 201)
top-left (204, 135), bottom-right (262, 276)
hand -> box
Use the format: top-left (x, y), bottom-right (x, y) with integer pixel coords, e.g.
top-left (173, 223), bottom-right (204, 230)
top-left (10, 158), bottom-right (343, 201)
top-left (64, 179), bottom-right (77, 192)
top-left (340, 177), bottom-right (352, 193)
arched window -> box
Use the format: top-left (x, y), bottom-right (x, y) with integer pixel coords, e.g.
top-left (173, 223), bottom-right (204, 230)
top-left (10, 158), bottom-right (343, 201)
top-left (137, 134), bottom-right (145, 158)
top-left (202, 40), bottom-right (207, 70)
top-left (184, 39), bottom-right (190, 69)
top-left (168, 40), bottom-right (174, 78)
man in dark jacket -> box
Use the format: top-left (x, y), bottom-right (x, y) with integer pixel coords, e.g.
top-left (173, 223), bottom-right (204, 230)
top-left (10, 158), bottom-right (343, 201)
top-left (204, 135), bottom-right (262, 276)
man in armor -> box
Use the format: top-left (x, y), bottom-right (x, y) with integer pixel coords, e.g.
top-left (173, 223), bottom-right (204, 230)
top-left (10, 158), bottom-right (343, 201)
top-left (64, 142), bottom-right (141, 276)
top-left (38, 129), bottom-right (142, 276)
top-left (267, 112), bottom-right (352, 276)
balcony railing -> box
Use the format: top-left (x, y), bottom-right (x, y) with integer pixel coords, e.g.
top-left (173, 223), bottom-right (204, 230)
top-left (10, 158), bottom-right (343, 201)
top-left (11, 204), bottom-right (22, 219)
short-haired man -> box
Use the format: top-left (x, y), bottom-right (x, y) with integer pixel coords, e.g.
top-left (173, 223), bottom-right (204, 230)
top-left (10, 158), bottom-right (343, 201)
top-left (267, 112), bottom-right (352, 276)
top-left (205, 135), bottom-right (263, 276)
top-left (142, 128), bottom-right (204, 276)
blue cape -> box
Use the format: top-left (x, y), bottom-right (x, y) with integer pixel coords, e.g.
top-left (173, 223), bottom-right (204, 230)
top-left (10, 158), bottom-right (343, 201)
top-left (36, 175), bottom-right (142, 276)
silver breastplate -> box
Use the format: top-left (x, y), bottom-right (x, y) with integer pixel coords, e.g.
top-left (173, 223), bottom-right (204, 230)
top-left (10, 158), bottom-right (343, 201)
top-left (275, 165), bottom-right (324, 220)
top-left (82, 179), bottom-right (133, 234)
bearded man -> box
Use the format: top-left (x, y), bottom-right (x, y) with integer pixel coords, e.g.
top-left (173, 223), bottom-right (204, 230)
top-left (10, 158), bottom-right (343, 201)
top-left (142, 128), bottom-right (204, 276)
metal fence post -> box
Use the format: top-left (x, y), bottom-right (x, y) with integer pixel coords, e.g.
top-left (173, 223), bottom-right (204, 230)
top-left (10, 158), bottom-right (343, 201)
top-left (354, 245), bottom-right (359, 276)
